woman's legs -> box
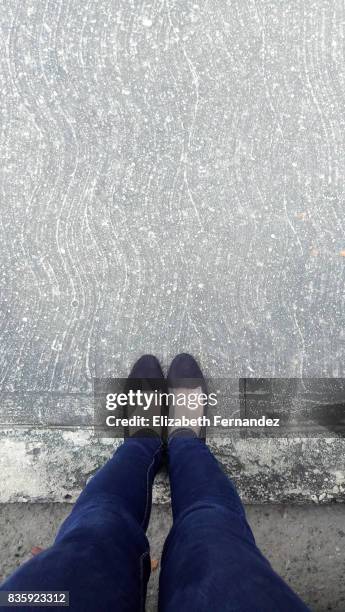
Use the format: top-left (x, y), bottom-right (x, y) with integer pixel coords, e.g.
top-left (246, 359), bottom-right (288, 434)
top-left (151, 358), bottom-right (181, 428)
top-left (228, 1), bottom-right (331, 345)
top-left (159, 436), bottom-right (310, 612)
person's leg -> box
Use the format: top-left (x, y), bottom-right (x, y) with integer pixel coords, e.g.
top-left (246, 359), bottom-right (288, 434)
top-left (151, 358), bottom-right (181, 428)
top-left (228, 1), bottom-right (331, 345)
top-left (0, 436), bottom-right (163, 612)
top-left (159, 436), bottom-right (310, 612)
top-left (0, 354), bottom-right (166, 612)
top-left (159, 354), bottom-right (310, 612)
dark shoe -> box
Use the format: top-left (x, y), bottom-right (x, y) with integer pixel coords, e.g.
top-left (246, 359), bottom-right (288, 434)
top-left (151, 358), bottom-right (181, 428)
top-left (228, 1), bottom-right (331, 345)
top-left (167, 353), bottom-right (208, 441)
top-left (124, 355), bottom-right (168, 440)
top-left (128, 354), bottom-right (164, 380)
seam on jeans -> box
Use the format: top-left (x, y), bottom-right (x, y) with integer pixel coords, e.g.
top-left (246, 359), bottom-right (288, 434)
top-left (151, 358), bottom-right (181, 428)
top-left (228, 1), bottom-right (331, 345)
top-left (139, 550), bottom-right (150, 612)
top-left (141, 443), bottom-right (162, 529)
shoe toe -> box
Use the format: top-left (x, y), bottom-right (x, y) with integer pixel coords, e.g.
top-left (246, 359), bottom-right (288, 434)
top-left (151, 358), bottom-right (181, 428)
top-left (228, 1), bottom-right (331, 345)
top-left (129, 354), bottom-right (164, 379)
top-left (168, 353), bottom-right (205, 385)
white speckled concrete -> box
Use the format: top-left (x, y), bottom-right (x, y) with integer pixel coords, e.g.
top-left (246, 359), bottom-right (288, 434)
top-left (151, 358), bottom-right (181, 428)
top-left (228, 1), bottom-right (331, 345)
top-left (1, 1), bottom-right (345, 501)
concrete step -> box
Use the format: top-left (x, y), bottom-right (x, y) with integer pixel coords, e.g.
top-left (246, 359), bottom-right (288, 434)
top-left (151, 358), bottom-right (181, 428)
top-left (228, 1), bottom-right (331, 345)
top-left (1, 429), bottom-right (344, 504)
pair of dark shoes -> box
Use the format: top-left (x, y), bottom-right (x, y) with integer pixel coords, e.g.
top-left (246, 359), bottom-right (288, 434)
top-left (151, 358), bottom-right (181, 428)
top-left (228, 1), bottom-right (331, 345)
top-left (125, 353), bottom-right (207, 442)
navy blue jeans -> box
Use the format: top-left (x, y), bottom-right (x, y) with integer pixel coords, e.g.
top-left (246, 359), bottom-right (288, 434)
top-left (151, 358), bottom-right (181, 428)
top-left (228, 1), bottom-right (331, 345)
top-left (0, 437), bottom-right (310, 611)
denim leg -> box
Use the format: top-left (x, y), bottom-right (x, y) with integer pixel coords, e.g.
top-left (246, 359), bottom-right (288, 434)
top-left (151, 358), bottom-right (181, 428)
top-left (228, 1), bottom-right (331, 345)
top-left (159, 437), bottom-right (310, 612)
top-left (0, 437), bottom-right (163, 612)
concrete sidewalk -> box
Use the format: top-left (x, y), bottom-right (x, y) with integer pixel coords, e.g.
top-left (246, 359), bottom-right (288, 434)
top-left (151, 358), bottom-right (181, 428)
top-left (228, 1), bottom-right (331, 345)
top-left (0, 503), bottom-right (344, 611)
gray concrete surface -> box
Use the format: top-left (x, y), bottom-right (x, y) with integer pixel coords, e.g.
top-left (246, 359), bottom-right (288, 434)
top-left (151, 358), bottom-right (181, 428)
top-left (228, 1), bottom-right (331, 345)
top-left (1, 1), bottom-right (345, 499)
top-left (2, 0), bottom-right (345, 382)
top-left (0, 503), bottom-right (344, 611)
top-left (1, 430), bottom-right (345, 504)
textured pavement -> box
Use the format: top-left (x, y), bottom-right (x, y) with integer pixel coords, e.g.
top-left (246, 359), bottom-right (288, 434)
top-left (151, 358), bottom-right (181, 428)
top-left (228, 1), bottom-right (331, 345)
top-left (1, 1), bottom-right (345, 500)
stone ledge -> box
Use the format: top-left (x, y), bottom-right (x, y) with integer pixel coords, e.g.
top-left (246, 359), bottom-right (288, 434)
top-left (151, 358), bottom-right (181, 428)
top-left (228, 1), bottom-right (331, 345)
top-left (0, 430), bottom-right (344, 504)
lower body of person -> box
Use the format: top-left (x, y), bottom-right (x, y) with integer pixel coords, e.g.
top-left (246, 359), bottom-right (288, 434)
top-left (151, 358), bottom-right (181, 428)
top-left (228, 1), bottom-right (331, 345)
top-left (0, 354), bottom-right (310, 612)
